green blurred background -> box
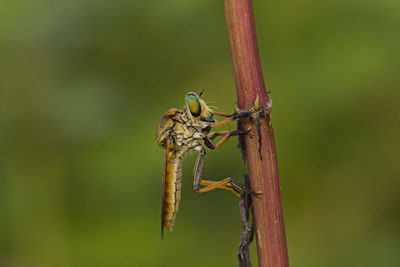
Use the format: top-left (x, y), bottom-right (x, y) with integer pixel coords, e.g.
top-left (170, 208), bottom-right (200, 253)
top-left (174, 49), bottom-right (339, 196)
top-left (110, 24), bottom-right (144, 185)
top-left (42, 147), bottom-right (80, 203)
top-left (1, 0), bottom-right (399, 266)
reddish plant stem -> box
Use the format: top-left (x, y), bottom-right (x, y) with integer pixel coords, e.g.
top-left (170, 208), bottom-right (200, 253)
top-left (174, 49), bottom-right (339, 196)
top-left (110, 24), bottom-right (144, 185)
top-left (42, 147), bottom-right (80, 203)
top-left (223, 1), bottom-right (289, 266)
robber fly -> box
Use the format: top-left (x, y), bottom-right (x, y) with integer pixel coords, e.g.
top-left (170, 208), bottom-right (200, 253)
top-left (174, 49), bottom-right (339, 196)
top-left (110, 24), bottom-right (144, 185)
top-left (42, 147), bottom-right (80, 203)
top-left (156, 91), bottom-right (260, 238)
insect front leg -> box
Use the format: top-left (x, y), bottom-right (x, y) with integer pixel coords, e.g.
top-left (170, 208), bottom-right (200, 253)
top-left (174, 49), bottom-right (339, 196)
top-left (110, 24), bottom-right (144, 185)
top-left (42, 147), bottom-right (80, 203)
top-left (203, 128), bottom-right (250, 150)
top-left (211, 129), bottom-right (251, 149)
top-left (211, 108), bottom-right (256, 128)
top-left (212, 111), bottom-right (232, 118)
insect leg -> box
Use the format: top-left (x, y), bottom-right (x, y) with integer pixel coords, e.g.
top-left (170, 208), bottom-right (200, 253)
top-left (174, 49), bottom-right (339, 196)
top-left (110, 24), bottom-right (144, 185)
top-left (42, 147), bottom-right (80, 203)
top-left (193, 146), bottom-right (261, 198)
top-left (210, 130), bottom-right (230, 137)
top-left (197, 178), bottom-right (261, 198)
top-left (200, 180), bottom-right (241, 197)
top-left (193, 147), bottom-right (206, 191)
top-left (212, 111), bottom-right (232, 118)
top-left (193, 148), bottom-right (239, 195)
top-left (211, 108), bottom-right (256, 128)
top-left (211, 117), bottom-right (236, 128)
top-left (211, 129), bottom-right (250, 148)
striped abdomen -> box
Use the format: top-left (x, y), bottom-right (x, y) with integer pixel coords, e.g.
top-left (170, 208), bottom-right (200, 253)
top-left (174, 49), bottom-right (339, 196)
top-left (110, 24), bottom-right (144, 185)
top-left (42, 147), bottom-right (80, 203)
top-left (163, 155), bottom-right (182, 231)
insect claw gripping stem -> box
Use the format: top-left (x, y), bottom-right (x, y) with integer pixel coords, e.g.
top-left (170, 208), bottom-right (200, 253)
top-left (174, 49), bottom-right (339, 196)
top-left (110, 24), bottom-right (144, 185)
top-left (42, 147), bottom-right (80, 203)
top-left (197, 177), bottom-right (261, 198)
top-left (234, 96), bottom-right (273, 160)
top-left (229, 129), bottom-right (250, 137)
top-left (230, 179), bottom-right (262, 199)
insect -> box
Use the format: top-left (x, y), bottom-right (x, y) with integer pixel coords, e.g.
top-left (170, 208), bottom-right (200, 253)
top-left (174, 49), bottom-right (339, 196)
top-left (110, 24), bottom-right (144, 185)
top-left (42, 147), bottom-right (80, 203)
top-left (156, 91), bottom-right (260, 238)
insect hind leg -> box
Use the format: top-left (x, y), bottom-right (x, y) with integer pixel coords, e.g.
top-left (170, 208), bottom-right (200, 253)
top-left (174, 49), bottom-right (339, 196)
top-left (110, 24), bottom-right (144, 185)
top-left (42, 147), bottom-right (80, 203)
top-left (193, 147), bottom-right (261, 198)
top-left (198, 178), bottom-right (261, 198)
top-left (199, 179), bottom-right (241, 197)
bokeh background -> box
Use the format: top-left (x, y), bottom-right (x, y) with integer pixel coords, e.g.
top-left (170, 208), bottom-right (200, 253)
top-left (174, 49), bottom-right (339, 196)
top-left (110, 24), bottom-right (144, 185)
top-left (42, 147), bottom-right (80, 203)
top-left (1, 0), bottom-right (399, 266)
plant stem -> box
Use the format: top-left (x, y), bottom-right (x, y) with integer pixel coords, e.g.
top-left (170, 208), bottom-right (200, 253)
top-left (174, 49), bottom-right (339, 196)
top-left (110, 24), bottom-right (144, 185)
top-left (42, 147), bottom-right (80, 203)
top-left (223, 1), bottom-right (289, 266)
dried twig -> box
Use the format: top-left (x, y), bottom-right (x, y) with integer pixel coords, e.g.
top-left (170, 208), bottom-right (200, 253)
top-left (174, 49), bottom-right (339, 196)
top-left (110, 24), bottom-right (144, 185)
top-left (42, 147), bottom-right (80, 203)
top-left (238, 174), bottom-right (254, 267)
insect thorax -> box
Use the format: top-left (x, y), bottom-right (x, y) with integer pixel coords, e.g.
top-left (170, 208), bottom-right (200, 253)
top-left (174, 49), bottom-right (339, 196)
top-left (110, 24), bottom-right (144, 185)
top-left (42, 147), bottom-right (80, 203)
top-left (157, 108), bottom-right (211, 155)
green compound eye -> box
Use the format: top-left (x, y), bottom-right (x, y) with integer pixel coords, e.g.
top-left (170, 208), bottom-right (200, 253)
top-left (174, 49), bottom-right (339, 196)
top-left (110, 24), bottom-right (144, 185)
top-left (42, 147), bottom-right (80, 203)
top-left (187, 94), bottom-right (201, 117)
